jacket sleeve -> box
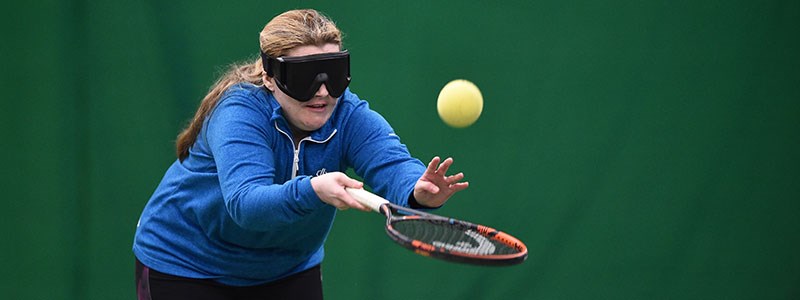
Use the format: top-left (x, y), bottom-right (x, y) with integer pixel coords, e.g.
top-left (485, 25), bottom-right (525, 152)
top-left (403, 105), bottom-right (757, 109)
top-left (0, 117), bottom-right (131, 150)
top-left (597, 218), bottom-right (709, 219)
top-left (342, 99), bottom-right (427, 206)
top-left (205, 93), bottom-right (325, 231)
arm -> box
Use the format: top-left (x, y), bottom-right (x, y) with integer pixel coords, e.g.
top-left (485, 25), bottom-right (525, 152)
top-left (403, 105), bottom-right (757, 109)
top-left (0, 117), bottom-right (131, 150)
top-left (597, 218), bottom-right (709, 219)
top-left (342, 100), bottom-right (427, 206)
top-left (343, 98), bottom-right (468, 208)
top-left (206, 94), bottom-right (324, 230)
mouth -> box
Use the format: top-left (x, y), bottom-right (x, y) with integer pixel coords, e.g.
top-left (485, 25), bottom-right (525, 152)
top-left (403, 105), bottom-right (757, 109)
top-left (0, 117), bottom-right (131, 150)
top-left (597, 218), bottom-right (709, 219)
top-left (304, 102), bottom-right (328, 112)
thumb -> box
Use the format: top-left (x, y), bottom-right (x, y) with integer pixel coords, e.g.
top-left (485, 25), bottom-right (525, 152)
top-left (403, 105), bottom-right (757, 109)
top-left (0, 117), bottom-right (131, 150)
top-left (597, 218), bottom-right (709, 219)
top-left (343, 177), bottom-right (364, 189)
top-left (418, 181), bottom-right (439, 194)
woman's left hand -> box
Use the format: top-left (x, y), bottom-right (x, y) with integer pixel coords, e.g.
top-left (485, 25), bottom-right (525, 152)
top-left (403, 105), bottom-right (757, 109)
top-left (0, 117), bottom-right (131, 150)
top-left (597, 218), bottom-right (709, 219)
top-left (413, 156), bottom-right (469, 208)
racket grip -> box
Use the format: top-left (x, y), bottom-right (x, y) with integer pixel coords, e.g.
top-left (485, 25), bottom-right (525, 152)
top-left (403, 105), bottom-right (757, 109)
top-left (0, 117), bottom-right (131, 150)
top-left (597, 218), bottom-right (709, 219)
top-left (345, 188), bottom-right (390, 212)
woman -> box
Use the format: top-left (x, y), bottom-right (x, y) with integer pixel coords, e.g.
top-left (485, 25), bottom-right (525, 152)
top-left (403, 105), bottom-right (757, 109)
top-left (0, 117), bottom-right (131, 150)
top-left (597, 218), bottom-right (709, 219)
top-left (133, 9), bottom-right (468, 300)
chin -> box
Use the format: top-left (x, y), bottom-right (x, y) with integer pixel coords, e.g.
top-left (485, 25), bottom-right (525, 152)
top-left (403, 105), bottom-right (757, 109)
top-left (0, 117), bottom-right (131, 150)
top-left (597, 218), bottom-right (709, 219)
top-left (302, 120), bottom-right (328, 132)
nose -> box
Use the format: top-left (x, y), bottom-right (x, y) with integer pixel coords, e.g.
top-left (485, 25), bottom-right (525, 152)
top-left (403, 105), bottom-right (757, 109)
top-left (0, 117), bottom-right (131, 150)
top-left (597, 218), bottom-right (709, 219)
top-left (315, 83), bottom-right (330, 97)
top-left (314, 73), bottom-right (330, 97)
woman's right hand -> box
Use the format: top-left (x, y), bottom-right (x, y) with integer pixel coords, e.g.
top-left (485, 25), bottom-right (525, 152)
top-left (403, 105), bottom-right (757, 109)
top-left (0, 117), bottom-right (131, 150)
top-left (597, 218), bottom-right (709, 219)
top-left (310, 172), bottom-right (370, 211)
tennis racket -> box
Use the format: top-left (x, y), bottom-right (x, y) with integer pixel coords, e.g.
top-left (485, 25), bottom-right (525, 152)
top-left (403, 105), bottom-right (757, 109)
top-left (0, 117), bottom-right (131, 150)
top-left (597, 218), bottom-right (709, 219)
top-left (346, 187), bottom-right (528, 266)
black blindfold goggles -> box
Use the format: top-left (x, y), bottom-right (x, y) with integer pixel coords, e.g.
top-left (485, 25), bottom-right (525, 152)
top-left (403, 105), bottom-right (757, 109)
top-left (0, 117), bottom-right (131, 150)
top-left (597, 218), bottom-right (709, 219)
top-left (261, 50), bottom-right (351, 102)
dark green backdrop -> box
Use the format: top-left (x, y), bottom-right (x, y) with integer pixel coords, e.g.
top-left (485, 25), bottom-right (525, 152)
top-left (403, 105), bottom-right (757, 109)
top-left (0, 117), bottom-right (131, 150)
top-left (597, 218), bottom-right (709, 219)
top-left (3, 0), bottom-right (799, 299)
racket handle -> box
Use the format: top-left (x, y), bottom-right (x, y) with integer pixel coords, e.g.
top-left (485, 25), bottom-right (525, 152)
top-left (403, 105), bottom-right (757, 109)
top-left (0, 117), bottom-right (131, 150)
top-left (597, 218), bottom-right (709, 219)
top-left (345, 187), bottom-right (390, 212)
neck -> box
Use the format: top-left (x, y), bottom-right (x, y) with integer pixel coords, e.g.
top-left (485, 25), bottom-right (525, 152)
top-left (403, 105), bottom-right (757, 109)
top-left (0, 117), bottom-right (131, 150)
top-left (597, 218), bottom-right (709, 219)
top-left (289, 126), bottom-right (310, 147)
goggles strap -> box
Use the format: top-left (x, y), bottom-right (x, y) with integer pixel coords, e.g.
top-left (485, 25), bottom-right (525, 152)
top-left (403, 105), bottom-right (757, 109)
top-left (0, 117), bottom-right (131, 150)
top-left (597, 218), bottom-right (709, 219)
top-left (260, 51), bottom-right (274, 77)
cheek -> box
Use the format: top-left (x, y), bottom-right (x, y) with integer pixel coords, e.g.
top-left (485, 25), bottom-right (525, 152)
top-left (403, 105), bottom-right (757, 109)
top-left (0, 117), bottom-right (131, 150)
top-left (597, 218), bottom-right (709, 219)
top-left (271, 85), bottom-right (294, 105)
top-left (274, 94), bottom-right (309, 123)
top-left (276, 95), bottom-right (299, 112)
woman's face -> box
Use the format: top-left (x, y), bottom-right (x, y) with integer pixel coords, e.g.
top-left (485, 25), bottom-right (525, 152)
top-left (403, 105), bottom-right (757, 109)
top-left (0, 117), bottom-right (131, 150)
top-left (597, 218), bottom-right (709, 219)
top-left (264, 43), bottom-right (342, 136)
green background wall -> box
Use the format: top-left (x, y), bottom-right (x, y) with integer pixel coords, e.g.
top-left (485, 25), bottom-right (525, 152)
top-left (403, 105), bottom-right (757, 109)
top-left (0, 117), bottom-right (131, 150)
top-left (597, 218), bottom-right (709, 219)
top-left (2, 0), bottom-right (798, 299)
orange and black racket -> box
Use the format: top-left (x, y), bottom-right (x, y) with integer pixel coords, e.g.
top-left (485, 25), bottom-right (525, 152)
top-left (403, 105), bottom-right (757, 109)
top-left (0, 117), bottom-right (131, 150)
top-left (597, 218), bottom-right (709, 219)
top-left (346, 188), bottom-right (527, 266)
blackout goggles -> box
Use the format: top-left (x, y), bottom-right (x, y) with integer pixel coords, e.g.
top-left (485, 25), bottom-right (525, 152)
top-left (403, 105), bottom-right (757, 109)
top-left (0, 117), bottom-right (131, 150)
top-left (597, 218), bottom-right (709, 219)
top-left (261, 50), bottom-right (351, 102)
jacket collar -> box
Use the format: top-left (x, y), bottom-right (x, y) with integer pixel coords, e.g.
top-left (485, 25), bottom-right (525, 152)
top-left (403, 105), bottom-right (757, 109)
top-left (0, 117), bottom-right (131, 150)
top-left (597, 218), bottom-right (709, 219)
top-left (264, 88), bottom-right (339, 143)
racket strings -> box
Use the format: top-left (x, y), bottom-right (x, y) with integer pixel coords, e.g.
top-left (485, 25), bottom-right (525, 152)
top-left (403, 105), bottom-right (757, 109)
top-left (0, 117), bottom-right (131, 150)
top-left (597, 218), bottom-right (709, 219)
top-left (393, 219), bottom-right (518, 255)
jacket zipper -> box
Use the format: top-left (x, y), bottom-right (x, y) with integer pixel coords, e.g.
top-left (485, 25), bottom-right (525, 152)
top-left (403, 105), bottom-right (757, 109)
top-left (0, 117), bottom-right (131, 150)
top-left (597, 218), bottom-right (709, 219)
top-left (275, 122), bottom-right (337, 178)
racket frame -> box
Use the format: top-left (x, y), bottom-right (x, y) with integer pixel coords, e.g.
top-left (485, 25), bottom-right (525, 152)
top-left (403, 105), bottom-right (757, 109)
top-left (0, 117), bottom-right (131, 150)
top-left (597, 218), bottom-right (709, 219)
top-left (346, 188), bottom-right (528, 266)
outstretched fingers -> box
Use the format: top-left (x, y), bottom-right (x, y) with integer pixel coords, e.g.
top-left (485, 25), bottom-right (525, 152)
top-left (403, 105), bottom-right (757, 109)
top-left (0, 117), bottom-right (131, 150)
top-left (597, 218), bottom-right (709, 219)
top-left (445, 172), bottom-right (465, 185)
top-left (449, 181), bottom-right (469, 193)
top-left (425, 156), bottom-right (441, 175)
top-left (435, 157), bottom-right (454, 176)
top-left (418, 156), bottom-right (469, 198)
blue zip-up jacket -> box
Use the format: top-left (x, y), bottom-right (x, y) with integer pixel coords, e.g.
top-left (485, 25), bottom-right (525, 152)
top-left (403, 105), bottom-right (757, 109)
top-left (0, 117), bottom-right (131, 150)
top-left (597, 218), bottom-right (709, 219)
top-left (133, 83), bottom-right (426, 286)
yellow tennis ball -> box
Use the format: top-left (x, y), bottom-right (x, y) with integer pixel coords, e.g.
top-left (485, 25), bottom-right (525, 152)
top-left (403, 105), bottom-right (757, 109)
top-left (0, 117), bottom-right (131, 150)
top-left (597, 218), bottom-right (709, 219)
top-left (437, 79), bottom-right (483, 128)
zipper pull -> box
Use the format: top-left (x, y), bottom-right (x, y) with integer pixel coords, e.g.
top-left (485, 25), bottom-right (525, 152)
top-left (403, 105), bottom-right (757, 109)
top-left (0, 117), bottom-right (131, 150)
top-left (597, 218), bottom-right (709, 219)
top-left (292, 149), bottom-right (300, 178)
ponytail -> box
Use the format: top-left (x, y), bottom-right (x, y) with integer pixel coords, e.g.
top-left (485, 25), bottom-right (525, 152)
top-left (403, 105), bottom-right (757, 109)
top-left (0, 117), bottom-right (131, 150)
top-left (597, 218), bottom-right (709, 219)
top-left (175, 61), bottom-right (263, 160)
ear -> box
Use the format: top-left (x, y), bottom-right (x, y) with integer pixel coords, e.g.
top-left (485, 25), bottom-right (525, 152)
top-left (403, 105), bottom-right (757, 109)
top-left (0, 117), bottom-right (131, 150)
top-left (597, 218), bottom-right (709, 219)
top-left (263, 74), bottom-right (275, 92)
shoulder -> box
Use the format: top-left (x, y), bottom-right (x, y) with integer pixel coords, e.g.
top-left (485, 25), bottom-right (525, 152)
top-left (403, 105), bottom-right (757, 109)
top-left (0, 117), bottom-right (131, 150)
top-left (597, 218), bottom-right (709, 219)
top-left (335, 89), bottom-right (384, 121)
top-left (206, 83), bottom-right (276, 132)
top-left (333, 89), bottom-right (395, 136)
top-left (220, 83), bottom-right (270, 105)
top-left (212, 83), bottom-right (275, 117)
top-left (334, 89), bottom-right (365, 112)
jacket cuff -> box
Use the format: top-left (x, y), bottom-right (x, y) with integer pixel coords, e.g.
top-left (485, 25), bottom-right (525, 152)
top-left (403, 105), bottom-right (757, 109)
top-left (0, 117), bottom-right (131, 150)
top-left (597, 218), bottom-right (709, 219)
top-left (408, 191), bottom-right (442, 209)
top-left (297, 176), bottom-right (326, 212)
